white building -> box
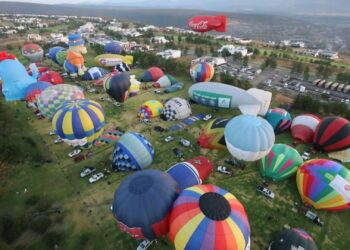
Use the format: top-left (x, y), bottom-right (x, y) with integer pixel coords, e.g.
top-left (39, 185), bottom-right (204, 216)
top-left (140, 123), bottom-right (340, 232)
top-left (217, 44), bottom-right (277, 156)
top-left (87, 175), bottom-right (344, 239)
top-left (239, 38), bottom-right (252, 45)
top-left (218, 45), bottom-right (248, 57)
top-left (138, 25), bottom-right (157, 32)
top-left (50, 33), bottom-right (68, 44)
top-left (291, 41), bottom-right (305, 48)
top-left (215, 35), bottom-right (232, 40)
top-left (316, 50), bottom-right (339, 60)
top-left (5, 29), bottom-right (17, 34)
top-left (152, 36), bottom-right (169, 44)
top-left (37, 23), bottom-right (48, 28)
top-left (191, 56), bottom-right (227, 67)
top-left (123, 30), bottom-right (142, 37)
top-left (280, 40), bottom-right (291, 46)
top-left (79, 22), bottom-right (95, 33)
top-left (17, 25), bottom-right (26, 31)
top-left (156, 49), bottom-right (181, 59)
top-left (27, 33), bottom-right (42, 41)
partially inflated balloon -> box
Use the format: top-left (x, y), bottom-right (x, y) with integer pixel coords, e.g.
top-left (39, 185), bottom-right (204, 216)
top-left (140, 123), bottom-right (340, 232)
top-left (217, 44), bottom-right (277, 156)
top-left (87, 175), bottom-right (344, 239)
top-left (160, 97), bottom-right (191, 121)
top-left (268, 228), bottom-right (318, 250)
top-left (291, 114), bottom-right (320, 143)
top-left (25, 81), bottom-right (52, 103)
top-left (198, 117), bottom-right (229, 150)
top-left (140, 67), bottom-right (164, 82)
top-left (188, 15), bottom-right (227, 33)
top-left (265, 108), bottom-right (292, 134)
top-left (138, 100), bottom-right (164, 119)
top-left (22, 43), bottom-right (43, 62)
top-left (104, 72), bottom-right (131, 103)
top-left (190, 62), bottom-right (214, 82)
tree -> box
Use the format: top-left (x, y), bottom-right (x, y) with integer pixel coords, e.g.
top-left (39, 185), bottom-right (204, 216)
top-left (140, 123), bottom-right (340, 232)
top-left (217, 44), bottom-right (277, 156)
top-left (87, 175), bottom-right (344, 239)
top-left (233, 52), bottom-right (243, 62)
top-left (195, 47), bottom-right (204, 57)
top-left (221, 48), bottom-right (231, 58)
top-left (178, 36), bottom-right (182, 43)
top-left (253, 48), bottom-right (260, 56)
top-left (303, 66), bottom-right (310, 80)
top-left (243, 56), bottom-right (249, 67)
top-left (263, 51), bottom-right (268, 56)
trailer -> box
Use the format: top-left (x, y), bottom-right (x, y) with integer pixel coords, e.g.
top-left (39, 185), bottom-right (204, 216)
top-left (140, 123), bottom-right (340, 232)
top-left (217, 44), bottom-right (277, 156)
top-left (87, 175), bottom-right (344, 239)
top-left (317, 80), bottom-right (326, 87)
top-left (324, 81), bottom-right (333, 89)
top-left (313, 79), bottom-right (321, 85)
top-left (337, 83), bottom-right (345, 92)
top-left (344, 85), bottom-right (350, 93)
top-left (331, 82), bottom-right (339, 90)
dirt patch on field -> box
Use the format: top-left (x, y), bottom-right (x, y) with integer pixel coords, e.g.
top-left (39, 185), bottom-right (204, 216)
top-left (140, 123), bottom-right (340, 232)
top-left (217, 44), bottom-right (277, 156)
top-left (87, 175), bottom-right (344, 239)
top-left (274, 93), bottom-right (294, 105)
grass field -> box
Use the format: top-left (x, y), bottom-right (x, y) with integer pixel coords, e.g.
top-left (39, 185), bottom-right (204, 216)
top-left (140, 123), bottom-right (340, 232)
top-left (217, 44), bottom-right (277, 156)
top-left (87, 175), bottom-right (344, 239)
top-left (0, 50), bottom-right (350, 250)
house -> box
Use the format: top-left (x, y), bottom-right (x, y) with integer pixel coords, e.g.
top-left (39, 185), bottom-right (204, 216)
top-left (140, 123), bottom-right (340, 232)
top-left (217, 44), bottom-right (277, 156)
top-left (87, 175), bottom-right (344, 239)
top-left (291, 41), bottom-right (305, 48)
top-left (156, 50), bottom-right (181, 59)
top-left (280, 40), bottom-right (291, 46)
top-left (79, 22), bottom-right (95, 33)
top-left (138, 25), bottom-right (157, 32)
top-left (218, 45), bottom-right (248, 57)
top-left (239, 38), bottom-right (252, 45)
top-left (50, 33), bottom-right (68, 44)
top-left (152, 36), bottom-right (169, 44)
top-left (27, 33), bottom-right (42, 41)
top-left (123, 30), bottom-right (142, 38)
top-left (36, 23), bottom-right (48, 28)
top-left (191, 56), bottom-right (227, 67)
top-left (5, 29), bottom-right (17, 34)
top-left (317, 50), bottom-right (339, 60)
top-left (215, 35), bottom-right (232, 40)
top-left (16, 25), bottom-right (26, 31)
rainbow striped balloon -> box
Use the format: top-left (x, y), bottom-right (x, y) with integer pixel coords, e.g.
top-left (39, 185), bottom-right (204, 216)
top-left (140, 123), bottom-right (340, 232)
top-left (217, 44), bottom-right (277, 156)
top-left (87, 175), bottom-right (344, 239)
top-left (169, 184), bottom-right (250, 250)
top-left (296, 159), bottom-right (350, 211)
top-left (52, 99), bottom-right (105, 148)
top-left (190, 62), bottom-right (214, 83)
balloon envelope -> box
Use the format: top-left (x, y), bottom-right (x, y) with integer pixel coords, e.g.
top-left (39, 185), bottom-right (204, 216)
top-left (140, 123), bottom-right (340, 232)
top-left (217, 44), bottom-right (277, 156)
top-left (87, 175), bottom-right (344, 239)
top-left (268, 228), bottom-right (318, 250)
top-left (265, 108), bottom-right (292, 134)
top-left (296, 159), bottom-right (350, 211)
top-left (153, 74), bottom-right (178, 88)
top-left (198, 117), bottom-right (229, 150)
top-left (291, 114), bottom-right (321, 143)
top-left (138, 100), bottom-right (164, 119)
top-left (48, 46), bottom-right (65, 64)
top-left (160, 97), bottom-right (191, 121)
top-left (225, 115), bottom-right (275, 161)
top-left (38, 70), bottom-right (63, 85)
top-left (169, 184), bottom-right (250, 250)
top-left (258, 144), bottom-right (303, 182)
top-left (112, 169), bottom-right (179, 240)
top-left (104, 72), bottom-right (131, 103)
top-left (105, 42), bottom-right (122, 54)
top-left (21, 43), bottom-right (43, 62)
top-left (190, 63), bottom-right (214, 82)
top-left (82, 67), bottom-right (108, 80)
top-left (188, 15), bottom-right (227, 33)
top-left (25, 81), bottom-right (52, 103)
top-left (140, 67), bottom-right (164, 82)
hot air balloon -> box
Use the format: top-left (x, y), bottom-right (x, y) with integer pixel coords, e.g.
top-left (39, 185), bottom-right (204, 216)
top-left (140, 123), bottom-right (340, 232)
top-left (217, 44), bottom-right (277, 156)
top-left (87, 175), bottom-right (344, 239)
top-left (21, 43), bottom-right (44, 62)
top-left (140, 67), bottom-right (164, 82)
top-left (52, 99), bottom-right (105, 148)
top-left (166, 156), bottom-right (213, 190)
top-left (55, 50), bottom-right (67, 66)
top-left (37, 84), bottom-right (85, 118)
top-left (0, 51), bottom-right (36, 101)
top-left (105, 42), bottom-right (122, 54)
top-left (153, 74), bottom-right (178, 88)
top-left (38, 70), bottom-right (63, 85)
top-left (265, 108), bottom-right (292, 134)
top-left (190, 62), bottom-right (214, 82)
top-left (198, 117), bottom-right (229, 150)
top-left (27, 63), bottom-right (49, 78)
top-left (115, 62), bottom-right (130, 72)
top-left (188, 15), bottom-right (227, 33)
top-left (246, 88), bottom-right (272, 116)
top-left (104, 72), bottom-right (131, 103)
top-left (112, 170), bottom-right (179, 240)
top-left (25, 81), bottom-right (52, 103)
top-left (82, 67), bottom-right (108, 80)
top-left (188, 82), bottom-right (269, 116)
top-left (94, 54), bottom-right (133, 67)
top-left (138, 100), bottom-right (164, 119)
top-left (225, 115), bottom-right (275, 161)
top-left (169, 184), bottom-right (250, 250)
top-left (258, 144), bottom-right (303, 182)
top-left (313, 116), bottom-right (350, 152)
top-left (48, 46), bottom-right (66, 64)
top-left (164, 82), bottom-right (184, 93)
top-left (112, 132), bottom-right (154, 171)
top-left (268, 228), bottom-right (318, 250)
top-left (296, 159), bottom-right (350, 211)
top-left (129, 75), bottom-right (140, 96)
top-left (291, 114), bottom-right (321, 143)
top-left (160, 97), bottom-right (191, 121)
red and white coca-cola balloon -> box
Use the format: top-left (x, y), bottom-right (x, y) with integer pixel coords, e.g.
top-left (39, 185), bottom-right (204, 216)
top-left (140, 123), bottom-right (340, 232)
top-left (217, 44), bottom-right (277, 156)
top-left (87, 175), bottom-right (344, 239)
top-left (188, 15), bottom-right (227, 33)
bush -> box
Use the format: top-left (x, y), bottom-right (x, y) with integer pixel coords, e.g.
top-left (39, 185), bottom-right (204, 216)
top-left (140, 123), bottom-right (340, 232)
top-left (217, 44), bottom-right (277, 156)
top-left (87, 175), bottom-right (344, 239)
top-left (25, 195), bottom-right (40, 206)
top-left (1, 213), bottom-right (29, 244)
top-left (30, 216), bottom-right (51, 234)
top-left (35, 197), bottom-right (52, 212)
top-left (44, 231), bottom-right (63, 248)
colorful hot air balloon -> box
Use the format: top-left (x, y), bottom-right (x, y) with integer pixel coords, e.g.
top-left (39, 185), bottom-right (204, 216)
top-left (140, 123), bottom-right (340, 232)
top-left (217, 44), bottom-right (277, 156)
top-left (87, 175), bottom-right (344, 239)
top-left (129, 75), bottom-right (140, 96)
top-left (166, 156), bottom-right (213, 190)
top-left (265, 108), bottom-right (292, 134)
top-left (56, 50), bottom-right (67, 66)
top-left (52, 99), bottom-right (105, 148)
top-left (296, 159), bottom-right (350, 211)
top-left (190, 62), bottom-right (214, 83)
top-left (153, 74), bottom-right (178, 88)
top-left (82, 67), bottom-right (108, 80)
top-left (104, 72), bottom-right (131, 103)
top-left (140, 67), bottom-right (164, 82)
top-left (48, 46), bottom-right (66, 64)
top-left (258, 144), bottom-right (303, 182)
top-left (25, 81), bottom-right (52, 103)
top-left (27, 63), bottom-right (49, 77)
top-left (138, 100), bottom-right (164, 119)
top-left (160, 97), bottom-right (191, 121)
top-left (21, 43), bottom-right (44, 62)
top-left (188, 15), bottom-right (227, 33)
top-left (198, 118), bottom-right (229, 150)
top-left (268, 228), bottom-right (318, 250)
top-left (112, 170), bottom-right (179, 240)
top-left (313, 116), bottom-right (350, 152)
top-left (169, 184), bottom-right (250, 250)
top-left (105, 42), bottom-right (122, 54)
top-left (291, 114), bottom-right (321, 143)
top-left (37, 84), bottom-right (85, 118)
top-left (115, 62), bottom-right (130, 72)
top-left (38, 70), bottom-right (63, 85)
top-left (225, 115), bottom-right (275, 161)
top-left (112, 132), bottom-right (154, 171)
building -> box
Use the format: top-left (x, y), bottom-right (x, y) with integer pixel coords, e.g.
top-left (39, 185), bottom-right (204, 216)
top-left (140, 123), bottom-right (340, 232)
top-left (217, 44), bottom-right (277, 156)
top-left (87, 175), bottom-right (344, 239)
top-left (123, 30), bottom-right (142, 38)
top-left (49, 33), bottom-right (68, 44)
top-left (291, 41), bottom-right (305, 48)
top-left (17, 25), bottom-right (26, 31)
top-left (5, 29), bottom-right (17, 34)
top-left (156, 50), bottom-right (181, 59)
top-left (316, 50), bottom-right (339, 60)
top-left (280, 40), bottom-right (291, 46)
top-left (152, 36), bottom-right (169, 44)
top-left (27, 33), bottom-right (42, 41)
top-left (191, 56), bottom-right (227, 67)
top-left (79, 22), bottom-right (95, 33)
top-left (218, 45), bottom-right (248, 57)
top-left (138, 25), bottom-right (157, 32)
top-left (215, 35), bottom-right (232, 40)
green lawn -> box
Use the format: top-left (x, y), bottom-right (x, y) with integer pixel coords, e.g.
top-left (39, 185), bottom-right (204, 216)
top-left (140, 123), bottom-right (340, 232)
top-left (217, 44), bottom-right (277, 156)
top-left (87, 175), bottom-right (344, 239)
top-left (0, 49), bottom-right (350, 250)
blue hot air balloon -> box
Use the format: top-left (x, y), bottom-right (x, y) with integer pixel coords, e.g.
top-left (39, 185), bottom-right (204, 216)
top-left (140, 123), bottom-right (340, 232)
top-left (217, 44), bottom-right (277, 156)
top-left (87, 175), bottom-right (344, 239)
top-left (48, 46), bottom-right (65, 64)
top-left (105, 42), bottom-right (122, 54)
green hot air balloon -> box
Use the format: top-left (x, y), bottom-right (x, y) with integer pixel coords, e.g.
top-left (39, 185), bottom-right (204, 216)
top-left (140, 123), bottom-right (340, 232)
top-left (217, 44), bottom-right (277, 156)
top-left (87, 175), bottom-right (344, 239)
top-left (258, 144), bottom-right (303, 182)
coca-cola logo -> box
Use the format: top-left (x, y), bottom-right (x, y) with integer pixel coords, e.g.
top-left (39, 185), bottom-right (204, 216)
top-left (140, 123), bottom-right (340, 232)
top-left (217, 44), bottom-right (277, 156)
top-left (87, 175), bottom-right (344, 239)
top-left (189, 20), bottom-right (208, 30)
top-left (345, 184), bottom-right (350, 191)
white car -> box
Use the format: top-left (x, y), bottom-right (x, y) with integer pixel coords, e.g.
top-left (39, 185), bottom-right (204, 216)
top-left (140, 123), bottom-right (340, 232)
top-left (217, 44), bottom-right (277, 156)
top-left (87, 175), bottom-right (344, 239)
top-left (164, 136), bottom-right (175, 142)
top-left (88, 88), bottom-right (97, 93)
top-left (54, 137), bottom-right (63, 144)
top-left (68, 149), bottom-right (81, 158)
top-left (180, 139), bottom-right (191, 147)
top-left (154, 90), bottom-right (161, 94)
top-left (256, 185), bottom-right (275, 199)
top-left (137, 240), bottom-right (155, 250)
top-left (203, 114), bottom-right (213, 121)
top-left (217, 166), bottom-right (232, 176)
top-left (88, 172), bottom-right (104, 184)
top-left (80, 167), bottom-right (96, 178)
top-left (114, 102), bottom-right (121, 107)
top-left (49, 130), bottom-right (56, 136)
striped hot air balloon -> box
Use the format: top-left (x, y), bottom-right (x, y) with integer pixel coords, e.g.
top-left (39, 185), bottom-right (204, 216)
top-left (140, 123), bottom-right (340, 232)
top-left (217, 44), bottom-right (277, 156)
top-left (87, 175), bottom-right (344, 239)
top-left (265, 108), bottom-right (292, 134)
top-left (296, 159), bottom-right (350, 211)
top-left (198, 117), bottom-right (229, 150)
top-left (140, 67), bottom-right (164, 82)
top-left (190, 62), bottom-right (214, 83)
top-left (169, 184), bottom-right (250, 250)
top-left (268, 228), bottom-right (318, 250)
top-left (153, 74), bottom-right (178, 88)
top-left (25, 81), bottom-right (52, 103)
top-left (258, 144), bottom-right (303, 182)
top-left (52, 99), bottom-right (105, 148)
top-left (138, 100), bottom-right (164, 119)
top-left (313, 116), bottom-right (350, 152)
top-left (291, 114), bottom-right (321, 143)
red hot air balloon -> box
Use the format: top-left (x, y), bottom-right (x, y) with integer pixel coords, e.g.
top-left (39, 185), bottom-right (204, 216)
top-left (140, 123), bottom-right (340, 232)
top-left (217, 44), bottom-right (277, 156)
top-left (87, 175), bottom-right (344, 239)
top-left (188, 15), bottom-right (227, 33)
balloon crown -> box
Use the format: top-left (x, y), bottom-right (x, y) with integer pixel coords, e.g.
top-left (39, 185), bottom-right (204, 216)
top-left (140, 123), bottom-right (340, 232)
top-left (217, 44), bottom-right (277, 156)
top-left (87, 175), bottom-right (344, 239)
top-left (68, 33), bottom-right (85, 46)
top-left (0, 51), bottom-right (16, 62)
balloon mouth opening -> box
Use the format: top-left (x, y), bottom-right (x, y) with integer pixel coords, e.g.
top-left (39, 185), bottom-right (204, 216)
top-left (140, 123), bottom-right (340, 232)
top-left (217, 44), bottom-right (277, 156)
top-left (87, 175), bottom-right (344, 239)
top-left (129, 175), bottom-right (154, 194)
top-left (199, 192), bottom-right (230, 220)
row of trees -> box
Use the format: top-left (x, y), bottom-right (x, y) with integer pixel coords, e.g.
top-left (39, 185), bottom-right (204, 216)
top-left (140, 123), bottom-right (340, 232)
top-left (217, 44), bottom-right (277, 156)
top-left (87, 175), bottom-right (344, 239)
top-left (336, 72), bottom-right (350, 84)
top-left (291, 62), bottom-right (310, 80)
top-left (219, 72), bottom-right (252, 90)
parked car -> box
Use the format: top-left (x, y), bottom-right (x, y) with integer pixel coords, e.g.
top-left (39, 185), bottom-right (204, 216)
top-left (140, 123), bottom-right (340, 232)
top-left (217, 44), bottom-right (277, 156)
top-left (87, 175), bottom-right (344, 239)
top-left (68, 149), bottom-right (81, 158)
top-left (217, 166), bottom-right (232, 176)
top-left (114, 102), bottom-right (121, 107)
top-left (301, 152), bottom-right (311, 161)
top-left (88, 88), bottom-right (97, 93)
top-left (173, 148), bottom-right (183, 158)
top-left (137, 240), bottom-right (155, 250)
top-left (256, 185), bottom-right (275, 199)
top-left (54, 137), bottom-right (63, 144)
top-left (180, 139), bottom-right (191, 147)
top-left (80, 167), bottom-right (96, 178)
top-left (225, 158), bottom-right (242, 168)
top-left (203, 114), bottom-right (213, 121)
top-left (88, 172), bottom-right (104, 184)
top-left (49, 130), bottom-right (56, 136)
top-left (164, 136), bottom-right (175, 142)
top-left (154, 90), bottom-right (161, 94)
top-left (305, 210), bottom-right (324, 226)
